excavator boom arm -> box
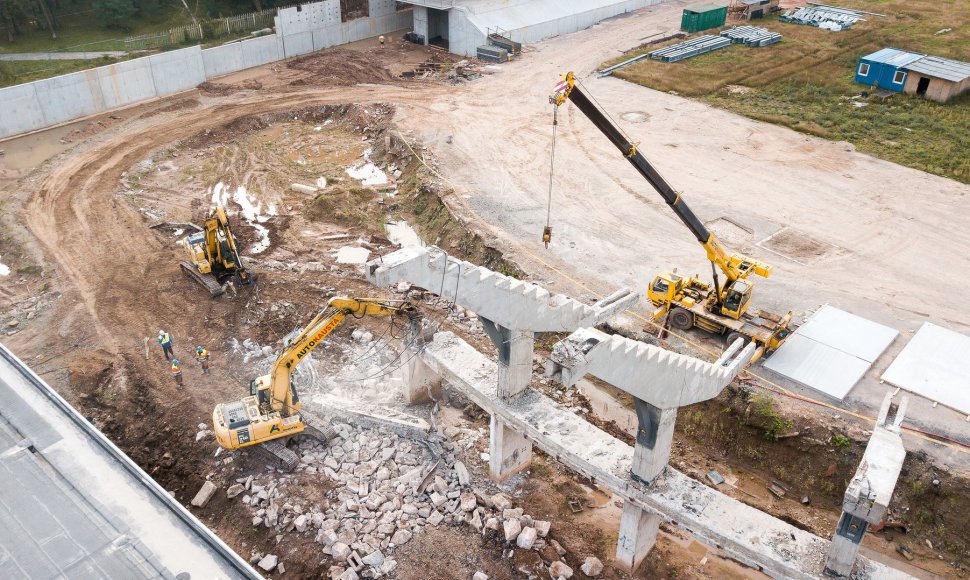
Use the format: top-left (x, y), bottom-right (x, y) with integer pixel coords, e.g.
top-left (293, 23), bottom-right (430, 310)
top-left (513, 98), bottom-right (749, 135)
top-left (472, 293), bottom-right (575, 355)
top-left (269, 297), bottom-right (417, 414)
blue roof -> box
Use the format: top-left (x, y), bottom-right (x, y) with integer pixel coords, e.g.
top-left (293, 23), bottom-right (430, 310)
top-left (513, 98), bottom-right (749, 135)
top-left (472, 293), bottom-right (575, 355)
top-left (861, 48), bottom-right (925, 67)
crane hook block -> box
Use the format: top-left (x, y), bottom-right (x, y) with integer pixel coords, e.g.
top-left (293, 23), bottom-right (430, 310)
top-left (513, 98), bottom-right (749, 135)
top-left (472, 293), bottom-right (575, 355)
top-left (542, 226), bottom-right (553, 248)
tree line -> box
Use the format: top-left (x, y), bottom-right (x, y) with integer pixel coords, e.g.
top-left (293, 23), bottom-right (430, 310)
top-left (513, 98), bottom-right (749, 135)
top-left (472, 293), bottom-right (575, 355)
top-left (0, 0), bottom-right (296, 40)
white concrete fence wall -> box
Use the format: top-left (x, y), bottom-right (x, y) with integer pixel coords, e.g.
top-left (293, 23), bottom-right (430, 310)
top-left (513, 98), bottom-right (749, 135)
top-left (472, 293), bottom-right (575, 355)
top-left (0, 0), bottom-right (412, 140)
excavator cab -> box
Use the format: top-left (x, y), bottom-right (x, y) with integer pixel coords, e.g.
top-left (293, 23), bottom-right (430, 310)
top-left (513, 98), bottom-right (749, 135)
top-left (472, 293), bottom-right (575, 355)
top-left (718, 280), bottom-right (752, 320)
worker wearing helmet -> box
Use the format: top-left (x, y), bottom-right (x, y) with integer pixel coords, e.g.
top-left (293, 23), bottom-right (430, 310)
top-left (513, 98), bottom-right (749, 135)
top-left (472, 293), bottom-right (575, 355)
top-left (158, 330), bottom-right (174, 361)
top-left (195, 346), bottom-right (210, 375)
top-left (171, 359), bottom-right (183, 388)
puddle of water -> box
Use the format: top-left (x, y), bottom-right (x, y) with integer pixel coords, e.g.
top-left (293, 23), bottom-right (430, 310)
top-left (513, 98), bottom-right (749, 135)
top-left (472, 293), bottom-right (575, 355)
top-left (346, 147), bottom-right (388, 186)
top-left (0, 258), bottom-right (10, 276)
top-left (0, 121), bottom-right (85, 171)
top-left (208, 182), bottom-right (271, 254)
top-left (336, 246), bottom-right (370, 264)
top-left (385, 220), bottom-right (424, 248)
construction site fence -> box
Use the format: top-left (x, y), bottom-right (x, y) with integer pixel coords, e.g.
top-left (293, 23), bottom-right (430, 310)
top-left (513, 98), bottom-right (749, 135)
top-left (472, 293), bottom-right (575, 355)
top-left (0, 0), bottom-right (412, 141)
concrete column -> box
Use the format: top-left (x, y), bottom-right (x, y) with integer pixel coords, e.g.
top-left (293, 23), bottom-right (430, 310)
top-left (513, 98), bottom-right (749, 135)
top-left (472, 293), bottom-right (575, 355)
top-left (412, 6), bottom-right (429, 45)
top-left (498, 329), bottom-right (534, 401)
top-left (616, 502), bottom-right (661, 572)
top-left (398, 352), bottom-right (440, 405)
top-left (489, 414), bottom-right (532, 480)
top-left (631, 399), bottom-right (677, 484)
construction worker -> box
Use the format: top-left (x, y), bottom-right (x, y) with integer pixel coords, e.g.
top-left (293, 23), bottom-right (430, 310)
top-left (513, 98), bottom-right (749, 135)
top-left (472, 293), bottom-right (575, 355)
top-left (171, 358), bottom-right (183, 388)
top-left (196, 346), bottom-right (210, 374)
top-left (379, 35), bottom-right (385, 49)
top-left (158, 330), bottom-right (174, 361)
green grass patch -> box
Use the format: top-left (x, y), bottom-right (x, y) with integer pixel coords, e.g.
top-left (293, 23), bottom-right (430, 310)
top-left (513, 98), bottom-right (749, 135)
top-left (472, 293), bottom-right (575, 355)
top-left (0, 55), bottom-right (140, 88)
top-left (606, 0), bottom-right (970, 183)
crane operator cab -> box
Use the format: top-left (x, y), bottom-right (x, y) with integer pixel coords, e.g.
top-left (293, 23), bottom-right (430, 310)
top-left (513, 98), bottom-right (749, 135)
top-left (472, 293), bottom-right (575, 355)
top-left (717, 279), bottom-right (752, 320)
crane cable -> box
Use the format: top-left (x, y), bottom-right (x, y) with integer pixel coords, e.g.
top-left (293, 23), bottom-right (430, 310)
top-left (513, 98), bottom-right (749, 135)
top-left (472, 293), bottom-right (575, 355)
top-left (542, 105), bottom-right (559, 248)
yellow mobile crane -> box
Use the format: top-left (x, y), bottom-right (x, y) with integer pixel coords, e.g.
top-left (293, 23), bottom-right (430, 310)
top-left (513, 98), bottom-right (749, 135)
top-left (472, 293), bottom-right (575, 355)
top-left (180, 205), bottom-right (254, 297)
top-left (212, 297), bottom-right (419, 469)
top-left (550, 72), bottom-right (794, 356)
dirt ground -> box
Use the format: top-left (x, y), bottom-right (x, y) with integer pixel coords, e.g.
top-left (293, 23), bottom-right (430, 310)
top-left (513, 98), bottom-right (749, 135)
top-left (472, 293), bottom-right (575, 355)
top-left (1, 9), bottom-right (969, 580)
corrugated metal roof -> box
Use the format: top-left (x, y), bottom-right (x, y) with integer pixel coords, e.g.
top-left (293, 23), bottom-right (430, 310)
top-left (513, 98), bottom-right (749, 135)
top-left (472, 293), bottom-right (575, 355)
top-left (861, 48), bottom-right (924, 67)
top-left (904, 55), bottom-right (970, 82)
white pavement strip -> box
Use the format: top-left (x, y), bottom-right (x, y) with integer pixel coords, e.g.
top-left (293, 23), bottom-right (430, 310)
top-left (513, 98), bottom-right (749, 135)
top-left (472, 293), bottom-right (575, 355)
top-left (764, 305), bottom-right (898, 400)
top-left (881, 322), bottom-right (970, 415)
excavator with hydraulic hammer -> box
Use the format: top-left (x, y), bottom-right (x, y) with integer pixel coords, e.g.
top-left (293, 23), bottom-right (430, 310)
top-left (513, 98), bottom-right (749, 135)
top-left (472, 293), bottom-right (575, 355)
top-left (180, 205), bottom-right (254, 297)
top-left (549, 72), bottom-right (794, 358)
top-left (212, 297), bottom-right (420, 469)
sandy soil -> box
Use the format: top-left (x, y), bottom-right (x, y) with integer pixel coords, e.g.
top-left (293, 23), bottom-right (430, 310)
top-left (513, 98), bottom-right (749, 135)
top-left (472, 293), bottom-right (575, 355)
top-left (1, 7), bottom-right (968, 579)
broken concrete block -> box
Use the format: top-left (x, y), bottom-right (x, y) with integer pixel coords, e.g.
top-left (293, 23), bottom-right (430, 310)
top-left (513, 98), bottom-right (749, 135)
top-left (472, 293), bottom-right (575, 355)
top-left (226, 484), bottom-right (245, 499)
top-left (338, 568), bottom-right (359, 580)
top-left (549, 561), bottom-right (573, 578)
top-left (491, 493), bottom-right (512, 511)
top-left (428, 510), bottom-right (444, 526)
top-left (581, 556), bottom-right (603, 576)
top-left (317, 529), bottom-right (339, 546)
top-left (390, 529), bottom-right (412, 546)
top-left (503, 508), bottom-right (524, 520)
top-left (516, 526), bottom-right (537, 549)
top-left (361, 550), bottom-right (384, 567)
top-left (454, 460), bottom-right (471, 486)
top-left (332, 542), bottom-right (351, 562)
top-left (535, 520), bottom-right (551, 537)
top-left (379, 559), bottom-right (397, 575)
top-left (550, 539), bottom-right (567, 556)
top-left (191, 481), bottom-right (218, 508)
top-left (291, 182), bottom-right (318, 194)
top-left (504, 518), bottom-right (522, 542)
top-left (429, 492), bottom-right (447, 507)
top-left (473, 572), bottom-right (488, 580)
top-left (257, 554), bottom-right (278, 572)
top-left (295, 514), bottom-right (308, 533)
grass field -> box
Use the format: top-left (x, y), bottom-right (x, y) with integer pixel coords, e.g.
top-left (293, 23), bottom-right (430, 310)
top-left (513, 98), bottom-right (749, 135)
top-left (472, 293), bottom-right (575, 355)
top-left (605, 0), bottom-right (970, 183)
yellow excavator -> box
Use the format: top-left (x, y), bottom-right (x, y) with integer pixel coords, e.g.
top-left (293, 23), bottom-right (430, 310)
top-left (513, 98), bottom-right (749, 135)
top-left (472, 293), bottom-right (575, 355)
top-left (212, 297), bottom-right (419, 469)
top-left (550, 72), bottom-right (794, 357)
top-left (180, 205), bottom-right (254, 297)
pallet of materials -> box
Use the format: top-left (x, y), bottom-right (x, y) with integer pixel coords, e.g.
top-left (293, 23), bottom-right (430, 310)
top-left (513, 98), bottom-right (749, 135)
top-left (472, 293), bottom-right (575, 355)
top-left (779, 5), bottom-right (861, 31)
top-left (720, 26), bottom-right (782, 47)
top-left (649, 35), bottom-right (731, 63)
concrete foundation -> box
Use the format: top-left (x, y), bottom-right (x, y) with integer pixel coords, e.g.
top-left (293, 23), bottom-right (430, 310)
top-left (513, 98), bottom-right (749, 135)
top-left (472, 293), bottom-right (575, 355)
top-left (616, 502), bottom-right (661, 571)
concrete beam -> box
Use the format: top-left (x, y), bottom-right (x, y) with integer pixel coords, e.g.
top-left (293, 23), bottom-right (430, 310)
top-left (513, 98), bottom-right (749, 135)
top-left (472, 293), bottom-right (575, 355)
top-left (366, 247), bottom-right (637, 331)
top-left (420, 332), bottom-right (910, 580)
top-left (825, 392), bottom-right (908, 577)
top-left (548, 327), bottom-right (756, 408)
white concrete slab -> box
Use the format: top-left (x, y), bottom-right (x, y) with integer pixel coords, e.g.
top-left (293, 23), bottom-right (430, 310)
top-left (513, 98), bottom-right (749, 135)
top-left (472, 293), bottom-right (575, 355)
top-left (795, 305), bottom-right (898, 363)
top-left (763, 307), bottom-right (898, 400)
top-left (881, 322), bottom-right (970, 415)
top-left (764, 334), bottom-right (870, 399)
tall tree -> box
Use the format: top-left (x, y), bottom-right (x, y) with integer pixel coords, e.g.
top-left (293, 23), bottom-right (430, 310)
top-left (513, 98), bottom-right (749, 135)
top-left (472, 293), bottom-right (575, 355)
top-left (31, 0), bottom-right (56, 39)
top-left (0, 0), bottom-right (29, 41)
top-left (93, 0), bottom-right (138, 31)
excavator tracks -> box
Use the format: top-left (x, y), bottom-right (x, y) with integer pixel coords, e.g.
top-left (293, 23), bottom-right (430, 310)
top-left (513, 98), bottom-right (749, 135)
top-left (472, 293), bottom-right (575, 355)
top-left (179, 261), bottom-right (225, 297)
top-left (302, 420), bottom-right (338, 444)
top-left (257, 439), bottom-right (300, 471)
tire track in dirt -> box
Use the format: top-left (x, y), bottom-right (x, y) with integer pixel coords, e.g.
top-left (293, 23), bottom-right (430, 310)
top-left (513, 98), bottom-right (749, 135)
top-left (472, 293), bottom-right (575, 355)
top-left (21, 85), bottom-right (443, 360)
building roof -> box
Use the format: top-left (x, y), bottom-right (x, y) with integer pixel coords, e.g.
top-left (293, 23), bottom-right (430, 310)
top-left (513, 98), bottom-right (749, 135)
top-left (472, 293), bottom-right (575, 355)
top-left (904, 55), bottom-right (970, 83)
top-left (0, 343), bottom-right (258, 579)
top-left (686, 3), bottom-right (728, 12)
top-left (861, 48), bottom-right (924, 67)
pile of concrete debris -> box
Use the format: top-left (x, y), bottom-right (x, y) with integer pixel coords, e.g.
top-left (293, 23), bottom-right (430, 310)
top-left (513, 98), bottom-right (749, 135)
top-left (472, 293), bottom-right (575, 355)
top-left (199, 420), bottom-right (604, 578)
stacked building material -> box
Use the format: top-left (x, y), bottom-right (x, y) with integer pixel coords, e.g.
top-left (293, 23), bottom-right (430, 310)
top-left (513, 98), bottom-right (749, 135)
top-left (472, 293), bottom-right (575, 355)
top-left (720, 26), bottom-right (782, 47)
top-left (779, 5), bottom-right (861, 31)
top-left (476, 45), bottom-right (508, 63)
top-left (649, 35), bottom-right (732, 63)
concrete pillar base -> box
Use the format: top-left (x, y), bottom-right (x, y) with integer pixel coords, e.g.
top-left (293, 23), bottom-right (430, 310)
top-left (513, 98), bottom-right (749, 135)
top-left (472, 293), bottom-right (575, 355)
top-left (631, 401), bottom-right (677, 483)
top-left (489, 415), bottom-right (532, 480)
top-left (616, 502), bottom-right (661, 572)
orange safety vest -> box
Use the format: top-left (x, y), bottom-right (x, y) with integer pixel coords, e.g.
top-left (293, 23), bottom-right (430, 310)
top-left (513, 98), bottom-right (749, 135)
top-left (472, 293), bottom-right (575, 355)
top-left (196, 349), bottom-right (209, 362)
top-left (171, 363), bottom-right (182, 377)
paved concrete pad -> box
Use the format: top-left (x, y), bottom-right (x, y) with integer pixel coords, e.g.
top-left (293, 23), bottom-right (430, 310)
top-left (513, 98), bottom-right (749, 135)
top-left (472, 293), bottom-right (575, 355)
top-left (881, 322), bottom-right (970, 415)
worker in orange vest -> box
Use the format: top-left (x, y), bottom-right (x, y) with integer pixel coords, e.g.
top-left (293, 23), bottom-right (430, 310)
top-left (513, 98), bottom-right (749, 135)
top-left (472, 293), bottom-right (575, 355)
top-left (195, 346), bottom-right (210, 374)
top-left (171, 359), bottom-right (183, 388)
